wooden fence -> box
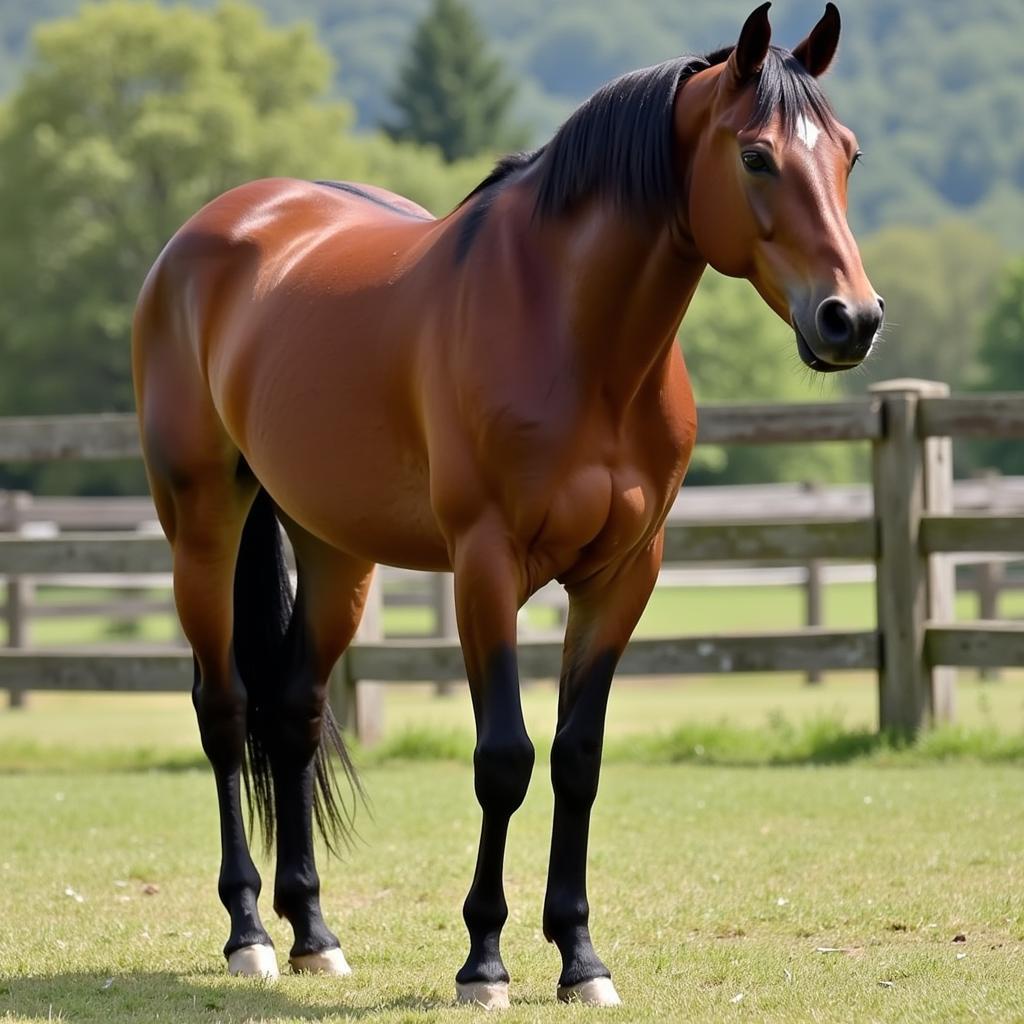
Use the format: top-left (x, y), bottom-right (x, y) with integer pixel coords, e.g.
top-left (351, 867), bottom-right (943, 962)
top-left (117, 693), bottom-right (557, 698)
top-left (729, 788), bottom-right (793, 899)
top-left (3, 378), bottom-right (1024, 739)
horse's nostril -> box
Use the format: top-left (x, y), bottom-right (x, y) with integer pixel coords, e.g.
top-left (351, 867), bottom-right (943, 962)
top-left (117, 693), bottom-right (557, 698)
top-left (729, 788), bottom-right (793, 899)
top-left (876, 295), bottom-right (886, 318)
top-left (816, 298), bottom-right (853, 346)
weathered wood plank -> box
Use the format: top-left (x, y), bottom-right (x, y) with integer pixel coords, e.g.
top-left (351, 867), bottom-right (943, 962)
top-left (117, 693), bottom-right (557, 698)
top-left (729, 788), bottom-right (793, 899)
top-left (0, 522), bottom-right (876, 576)
top-left (926, 622), bottom-right (1024, 668)
top-left (920, 515), bottom-right (1024, 554)
top-left (0, 534), bottom-right (171, 574)
top-left (29, 598), bottom-right (175, 620)
top-left (697, 399), bottom-right (881, 444)
top-left (0, 414), bottom-right (140, 462)
top-left (0, 401), bottom-right (884, 466)
top-left (918, 394), bottom-right (1024, 439)
top-left (662, 518), bottom-right (875, 563)
top-left (0, 630), bottom-right (877, 696)
top-left (0, 649), bottom-right (191, 690)
top-left (346, 630), bottom-right (878, 683)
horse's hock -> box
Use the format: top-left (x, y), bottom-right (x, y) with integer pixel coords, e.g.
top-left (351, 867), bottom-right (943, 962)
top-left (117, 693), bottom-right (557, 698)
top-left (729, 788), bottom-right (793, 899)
top-left (3, 378), bottom-right (1024, 736)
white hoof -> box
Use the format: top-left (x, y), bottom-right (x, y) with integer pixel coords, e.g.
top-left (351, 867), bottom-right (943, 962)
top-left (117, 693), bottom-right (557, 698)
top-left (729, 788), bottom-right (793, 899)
top-left (290, 947), bottom-right (352, 976)
top-left (557, 977), bottom-right (621, 1007)
top-left (227, 943), bottom-right (279, 979)
top-left (456, 980), bottom-right (510, 1009)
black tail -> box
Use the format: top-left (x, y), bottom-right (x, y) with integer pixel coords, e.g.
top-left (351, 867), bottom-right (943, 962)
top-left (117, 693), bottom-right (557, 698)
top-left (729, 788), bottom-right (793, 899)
top-left (232, 487), bottom-right (362, 856)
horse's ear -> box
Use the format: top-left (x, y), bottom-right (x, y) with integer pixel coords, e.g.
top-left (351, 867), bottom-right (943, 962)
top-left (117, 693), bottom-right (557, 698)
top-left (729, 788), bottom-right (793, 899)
top-left (792, 3), bottom-right (841, 78)
top-left (728, 3), bottom-right (773, 82)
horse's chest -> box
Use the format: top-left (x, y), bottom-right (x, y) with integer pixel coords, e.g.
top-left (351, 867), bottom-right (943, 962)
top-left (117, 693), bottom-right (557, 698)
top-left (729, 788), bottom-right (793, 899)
top-left (528, 463), bottom-right (668, 586)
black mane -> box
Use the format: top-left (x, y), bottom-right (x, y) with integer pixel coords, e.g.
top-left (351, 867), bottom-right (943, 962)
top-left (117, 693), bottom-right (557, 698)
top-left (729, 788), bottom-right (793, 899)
top-left (460, 45), bottom-right (838, 225)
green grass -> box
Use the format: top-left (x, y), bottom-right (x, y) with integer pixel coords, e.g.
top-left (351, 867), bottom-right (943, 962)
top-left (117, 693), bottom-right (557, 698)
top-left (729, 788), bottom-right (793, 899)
top-left (5, 584), bottom-right (1024, 1020)
top-left (5, 672), bottom-right (1024, 773)
top-left (2, 763), bottom-right (1024, 1022)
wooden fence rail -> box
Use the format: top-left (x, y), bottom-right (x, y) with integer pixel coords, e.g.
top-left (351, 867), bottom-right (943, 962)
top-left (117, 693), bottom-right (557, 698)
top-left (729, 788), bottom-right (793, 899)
top-left (4, 379), bottom-right (1024, 738)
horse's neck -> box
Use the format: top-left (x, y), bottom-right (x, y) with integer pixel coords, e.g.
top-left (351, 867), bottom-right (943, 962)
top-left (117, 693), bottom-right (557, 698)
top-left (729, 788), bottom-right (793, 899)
top-left (550, 204), bottom-right (706, 411)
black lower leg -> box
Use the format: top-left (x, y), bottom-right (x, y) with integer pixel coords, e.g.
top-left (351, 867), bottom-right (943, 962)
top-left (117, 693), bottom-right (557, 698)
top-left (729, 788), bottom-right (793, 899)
top-left (543, 655), bottom-right (615, 988)
top-left (271, 754), bottom-right (339, 957)
top-left (194, 669), bottom-right (272, 957)
top-left (268, 633), bottom-right (339, 959)
top-left (457, 648), bottom-right (535, 987)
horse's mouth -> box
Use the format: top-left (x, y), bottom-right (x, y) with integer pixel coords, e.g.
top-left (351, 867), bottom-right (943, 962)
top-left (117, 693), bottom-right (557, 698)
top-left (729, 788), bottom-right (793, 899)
top-left (794, 325), bottom-right (847, 374)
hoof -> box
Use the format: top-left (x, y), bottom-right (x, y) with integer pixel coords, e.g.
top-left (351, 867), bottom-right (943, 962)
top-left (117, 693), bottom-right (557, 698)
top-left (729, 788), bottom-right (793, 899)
top-left (456, 980), bottom-right (510, 1009)
top-left (557, 977), bottom-right (621, 1007)
top-left (290, 947), bottom-right (352, 976)
top-left (227, 943), bottom-right (279, 979)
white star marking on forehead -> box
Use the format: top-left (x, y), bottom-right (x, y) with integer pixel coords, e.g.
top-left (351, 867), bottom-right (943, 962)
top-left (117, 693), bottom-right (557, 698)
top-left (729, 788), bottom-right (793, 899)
top-left (795, 114), bottom-right (821, 151)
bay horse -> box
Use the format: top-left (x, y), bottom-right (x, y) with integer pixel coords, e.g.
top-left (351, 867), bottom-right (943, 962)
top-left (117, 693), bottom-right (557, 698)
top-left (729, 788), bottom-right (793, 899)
top-left (132, 2), bottom-right (881, 1008)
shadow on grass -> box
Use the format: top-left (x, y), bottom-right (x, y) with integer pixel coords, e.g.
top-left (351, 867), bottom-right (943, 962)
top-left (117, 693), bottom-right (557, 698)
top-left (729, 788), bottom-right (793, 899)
top-left (1, 971), bottom-right (450, 1023)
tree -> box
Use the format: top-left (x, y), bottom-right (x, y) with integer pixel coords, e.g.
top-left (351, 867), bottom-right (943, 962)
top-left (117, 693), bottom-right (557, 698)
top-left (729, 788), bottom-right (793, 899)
top-left (970, 259), bottom-right (1024, 474)
top-left (680, 272), bottom-right (861, 486)
top-left (384, 0), bottom-right (522, 162)
top-left (842, 221), bottom-right (1005, 394)
top-left (0, 0), bottom-right (486, 494)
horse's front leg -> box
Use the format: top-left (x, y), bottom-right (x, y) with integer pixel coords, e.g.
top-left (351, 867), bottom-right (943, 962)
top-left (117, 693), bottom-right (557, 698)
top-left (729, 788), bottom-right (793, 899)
top-left (452, 523), bottom-right (535, 1009)
top-left (544, 539), bottom-right (662, 1007)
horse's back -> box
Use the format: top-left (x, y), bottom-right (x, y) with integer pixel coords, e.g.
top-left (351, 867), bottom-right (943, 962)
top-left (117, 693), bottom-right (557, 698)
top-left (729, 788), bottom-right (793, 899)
top-left (133, 177), bottom-right (452, 569)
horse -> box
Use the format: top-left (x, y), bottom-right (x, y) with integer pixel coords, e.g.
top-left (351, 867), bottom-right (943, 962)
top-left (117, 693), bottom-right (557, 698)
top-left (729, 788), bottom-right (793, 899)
top-left (132, 1), bottom-right (881, 1008)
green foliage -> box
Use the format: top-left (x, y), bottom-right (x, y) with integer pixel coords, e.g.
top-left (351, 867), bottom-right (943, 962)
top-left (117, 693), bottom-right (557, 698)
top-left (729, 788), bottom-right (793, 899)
top-left (971, 259), bottom-right (1024, 473)
top-left (681, 272), bottom-right (862, 484)
top-left (844, 221), bottom-right (1006, 392)
top-left (0, 0), bottom-right (485, 493)
top-left (384, 0), bottom-right (521, 161)
top-left (9, 1), bottom-right (1024, 239)
top-left (0, 0), bottom-right (359, 417)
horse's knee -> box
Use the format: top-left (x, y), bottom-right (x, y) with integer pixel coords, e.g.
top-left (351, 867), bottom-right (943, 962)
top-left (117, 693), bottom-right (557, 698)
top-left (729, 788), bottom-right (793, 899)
top-left (473, 728), bottom-right (535, 815)
top-left (550, 726), bottom-right (602, 809)
top-left (194, 671), bottom-right (248, 768)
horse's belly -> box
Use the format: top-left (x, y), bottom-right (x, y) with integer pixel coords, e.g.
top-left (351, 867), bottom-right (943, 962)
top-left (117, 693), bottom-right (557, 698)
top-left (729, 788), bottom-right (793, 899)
top-left (254, 435), bottom-right (449, 570)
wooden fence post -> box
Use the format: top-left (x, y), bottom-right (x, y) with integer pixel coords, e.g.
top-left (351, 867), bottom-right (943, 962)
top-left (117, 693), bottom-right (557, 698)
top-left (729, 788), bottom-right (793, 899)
top-left (431, 572), bottom-right (458, 697)
top-left (975, 469), bottom-right (1003, 681)
top-left (870, 380), bottom-right (954, 733)
top-left (802, 481), bottom-right (823, 685)
top-left (3, 491), bottom-right (33, 709)
top-left (804, 558), bottom-right (823, 685)
top-left (327, 573), bottom-right (385, 746)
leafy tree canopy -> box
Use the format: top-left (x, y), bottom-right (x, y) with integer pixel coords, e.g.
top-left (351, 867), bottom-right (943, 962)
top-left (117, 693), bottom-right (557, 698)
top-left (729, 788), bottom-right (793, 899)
top-left (681, 272), bottom-right (861, 485)
top-left (844, 221), bottom-right (1005, 393)
top-left (384, 0), bottom-right (522, 162)
top-left (0, 0), bottom-right (487, 492)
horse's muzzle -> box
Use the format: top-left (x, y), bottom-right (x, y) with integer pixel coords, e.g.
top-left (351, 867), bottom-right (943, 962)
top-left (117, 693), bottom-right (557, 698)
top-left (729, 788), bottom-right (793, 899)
top-left (794, 296), bottom-right (884, 373)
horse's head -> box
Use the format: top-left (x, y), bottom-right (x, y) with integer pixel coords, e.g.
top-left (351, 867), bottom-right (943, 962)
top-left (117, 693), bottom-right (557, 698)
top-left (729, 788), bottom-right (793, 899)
top-left (678, 3), bottom-right (882, 372)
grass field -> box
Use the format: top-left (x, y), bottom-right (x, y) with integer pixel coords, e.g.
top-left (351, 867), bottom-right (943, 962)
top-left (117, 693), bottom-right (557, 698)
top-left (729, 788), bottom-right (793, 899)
top-left (2, 763), bottom-right (1024, 1023)
top-left (4, 583), bottom-right (1024, 1020)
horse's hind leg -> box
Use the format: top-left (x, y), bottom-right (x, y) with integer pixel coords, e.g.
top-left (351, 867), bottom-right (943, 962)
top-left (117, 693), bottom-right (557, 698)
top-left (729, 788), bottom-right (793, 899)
top-left (140, 359), bottom-right (278, 975)
top-left (154, 464), bottom-right (279, 976)
top-left (271, 521), bottom-right (373, 974)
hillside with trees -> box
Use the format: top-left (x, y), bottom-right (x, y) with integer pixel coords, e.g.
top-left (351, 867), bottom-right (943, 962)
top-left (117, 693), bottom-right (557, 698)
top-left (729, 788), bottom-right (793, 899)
top-left (1, 0), bottom-right (1022, 491)
top-left (3, 0), bottom-right (1024, 242)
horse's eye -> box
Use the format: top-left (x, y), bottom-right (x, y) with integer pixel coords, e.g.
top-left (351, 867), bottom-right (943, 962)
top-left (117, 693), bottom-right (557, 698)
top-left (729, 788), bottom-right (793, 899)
top-left (851, 150), bottom-right (864, 170)
top-left (741, 151), bottom-right (772, 174)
